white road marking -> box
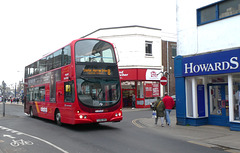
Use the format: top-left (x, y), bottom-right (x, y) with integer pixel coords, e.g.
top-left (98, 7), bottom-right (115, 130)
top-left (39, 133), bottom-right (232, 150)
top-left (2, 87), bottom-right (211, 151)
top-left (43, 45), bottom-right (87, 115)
top-left (3, 135), bottom-right (15, 139)
top-left (0, 125), bottom-right (68, 153)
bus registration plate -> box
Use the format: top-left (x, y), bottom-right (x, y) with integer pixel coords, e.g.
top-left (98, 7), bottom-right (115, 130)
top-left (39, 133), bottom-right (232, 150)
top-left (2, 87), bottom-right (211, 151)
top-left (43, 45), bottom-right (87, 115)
top-left (96, 118), bottom-right (107, 122)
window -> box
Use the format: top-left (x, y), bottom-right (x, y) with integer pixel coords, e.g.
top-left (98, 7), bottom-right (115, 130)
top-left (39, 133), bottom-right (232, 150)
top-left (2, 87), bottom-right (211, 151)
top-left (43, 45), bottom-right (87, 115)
top-left (25, 45), bottom-right (72, 78)
top-left (63, 45), bottom-right (71, 65)
top-left (39, 57), bottom-right (46, 73)
top-left (64, 81), bottom-right (75, 102)
top-left (186, 77), bottom-right (193, 117)
top-left (27, 88), bottom-right (34, 101)
top-left (145, 41), bottom-right (152, 56)
top-left (27, 86), bottom-right (45, 102)
top-left (77, 78), bottom-right (120, 107)
top-left (197, 0), bottom-right (240, 25)
top-left (39, 87), bottom-right (45, 102)
top-left (219, 0), bottom-right (240, 18)
top-left (75, 40), bottom-right (115, 63)
top-left (47, 54), bottom-right (53, 71)
top-left (53, 50), bottom-right (62, 69)
top-left (200, 5), bottom-right (216, 23)
top-left (233, 73), bottom-right (240, 121)
top-left (171, 45), bottom-right (177, 58)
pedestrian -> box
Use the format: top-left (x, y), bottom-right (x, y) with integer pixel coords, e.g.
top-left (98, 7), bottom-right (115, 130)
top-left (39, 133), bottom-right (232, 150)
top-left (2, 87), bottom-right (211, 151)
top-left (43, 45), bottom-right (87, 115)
top-left (132, 93), bottom-right (135, 109)
top-left (162, 92), bottom-right (175, 126)
top-left (154, 97), bottom-right (165, 127)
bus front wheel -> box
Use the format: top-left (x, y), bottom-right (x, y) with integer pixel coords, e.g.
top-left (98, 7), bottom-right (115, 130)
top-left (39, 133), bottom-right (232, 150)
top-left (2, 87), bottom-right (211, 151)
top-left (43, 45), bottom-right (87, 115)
top-left (55, 110), bottom-right (62, 126)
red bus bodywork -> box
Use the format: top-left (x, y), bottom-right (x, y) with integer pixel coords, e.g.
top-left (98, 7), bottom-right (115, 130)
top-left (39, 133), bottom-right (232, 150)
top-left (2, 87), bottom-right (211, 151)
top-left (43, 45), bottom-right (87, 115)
top-left (24, 38), bottom-right (122, 125)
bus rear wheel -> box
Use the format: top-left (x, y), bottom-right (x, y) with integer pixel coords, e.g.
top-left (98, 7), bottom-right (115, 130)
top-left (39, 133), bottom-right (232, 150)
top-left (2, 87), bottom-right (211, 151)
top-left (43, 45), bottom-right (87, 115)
top-left (29, 107), bottom-right (34, 118)
top-left (55, 110), bottom-right (62, 126)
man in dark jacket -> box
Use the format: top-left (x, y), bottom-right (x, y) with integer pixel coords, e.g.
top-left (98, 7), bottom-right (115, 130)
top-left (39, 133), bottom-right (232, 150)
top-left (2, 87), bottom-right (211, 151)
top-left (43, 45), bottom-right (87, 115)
top-left (154, 97), bottom-right (165, 127)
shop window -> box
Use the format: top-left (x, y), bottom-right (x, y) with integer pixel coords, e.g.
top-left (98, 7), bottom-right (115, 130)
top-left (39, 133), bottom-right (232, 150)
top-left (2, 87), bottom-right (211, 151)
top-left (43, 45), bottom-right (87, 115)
top-left (233, 73), bottom-right (240, 121)
top-left (185, 77), bottom-right (205, 117)
top-left (137, 81), bottom-right (144, 98)
top-left (144, 81), bottom-right (159, 106)
top-left (186, 78), bottom-right (193, 117)
top-left (121, 81), bottom-right (135, 89)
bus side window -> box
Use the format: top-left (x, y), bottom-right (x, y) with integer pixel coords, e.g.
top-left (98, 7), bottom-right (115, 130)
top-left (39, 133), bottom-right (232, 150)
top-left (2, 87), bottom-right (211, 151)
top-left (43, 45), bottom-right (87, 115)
top-left (64, 81), bottom-right (75, 102)
top-left (39, 86), bottom-right (45, 102)
top-left (63, 45), bottom-right (71, 66)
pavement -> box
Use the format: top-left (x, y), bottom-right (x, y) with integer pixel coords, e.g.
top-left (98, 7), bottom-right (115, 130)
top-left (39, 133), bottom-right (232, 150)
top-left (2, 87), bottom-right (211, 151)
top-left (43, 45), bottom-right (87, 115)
top-left (3, 101), bottom-right (24, 105)
top-left (124, 108), bottom-right (240, 153)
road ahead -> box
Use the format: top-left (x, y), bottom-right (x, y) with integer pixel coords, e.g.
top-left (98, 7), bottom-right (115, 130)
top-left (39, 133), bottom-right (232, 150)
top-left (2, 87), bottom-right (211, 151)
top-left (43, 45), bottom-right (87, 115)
top-left (0, 103), bottom-right (227, 153)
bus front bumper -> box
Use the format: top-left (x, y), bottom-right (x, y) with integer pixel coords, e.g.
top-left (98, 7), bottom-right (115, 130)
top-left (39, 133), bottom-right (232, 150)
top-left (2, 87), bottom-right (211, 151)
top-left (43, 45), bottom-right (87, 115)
top-left (73, 112), bottom-right (123, 124)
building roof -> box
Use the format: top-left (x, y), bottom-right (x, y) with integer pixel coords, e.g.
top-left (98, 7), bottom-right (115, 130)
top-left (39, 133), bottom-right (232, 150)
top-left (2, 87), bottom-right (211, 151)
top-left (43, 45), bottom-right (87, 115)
top-left (81, 25), bottom-right (162, 38)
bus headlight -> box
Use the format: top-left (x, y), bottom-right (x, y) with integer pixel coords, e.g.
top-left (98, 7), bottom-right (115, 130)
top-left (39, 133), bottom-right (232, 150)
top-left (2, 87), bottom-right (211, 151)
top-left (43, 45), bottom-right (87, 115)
top-left (115, 112), bottom-right (122, 117)
top-left (80, 115), bottom-right (87, 119)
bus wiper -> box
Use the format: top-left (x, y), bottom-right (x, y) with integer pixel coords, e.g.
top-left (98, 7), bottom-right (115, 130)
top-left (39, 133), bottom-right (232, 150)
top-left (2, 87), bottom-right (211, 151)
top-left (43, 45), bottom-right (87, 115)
top-left (78, 76), bottom-right (98, 83)
top-left (78, 76), bottom-right (87, 81)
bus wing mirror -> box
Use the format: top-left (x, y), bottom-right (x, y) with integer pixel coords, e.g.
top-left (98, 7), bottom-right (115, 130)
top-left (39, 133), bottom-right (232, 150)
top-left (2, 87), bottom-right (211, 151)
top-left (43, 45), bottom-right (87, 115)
top-left (114, 44), bottom-right (120, 63)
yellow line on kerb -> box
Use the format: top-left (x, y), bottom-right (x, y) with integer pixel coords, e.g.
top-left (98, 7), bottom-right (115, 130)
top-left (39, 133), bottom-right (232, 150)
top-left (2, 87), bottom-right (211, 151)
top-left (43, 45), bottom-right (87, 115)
top-left (132, 119), bottom-right (144, 128)
top-left (35, 102), bottom-right (40, 113)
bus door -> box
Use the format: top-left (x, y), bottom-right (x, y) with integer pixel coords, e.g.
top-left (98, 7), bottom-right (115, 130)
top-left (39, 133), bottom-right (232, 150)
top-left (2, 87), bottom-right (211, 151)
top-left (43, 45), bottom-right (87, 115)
top-left (62, 81), bottom-right (75, 121)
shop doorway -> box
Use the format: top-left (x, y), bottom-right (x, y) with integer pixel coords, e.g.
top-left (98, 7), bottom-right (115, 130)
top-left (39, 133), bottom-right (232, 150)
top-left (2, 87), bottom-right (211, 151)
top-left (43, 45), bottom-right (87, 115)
top-left (208, 84), bottom-right (229, 126)
top-left (122, 89), bottom-right (135, 107)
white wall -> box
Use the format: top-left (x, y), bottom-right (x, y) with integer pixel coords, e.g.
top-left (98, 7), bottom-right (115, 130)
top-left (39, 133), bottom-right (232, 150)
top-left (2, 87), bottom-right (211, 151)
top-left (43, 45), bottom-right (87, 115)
top-left (85, 26), bottom-right (174, 70)
top-left (101, 35), bottom-right (162, 69)
top-left (177, 0), bottom-right (240, 56)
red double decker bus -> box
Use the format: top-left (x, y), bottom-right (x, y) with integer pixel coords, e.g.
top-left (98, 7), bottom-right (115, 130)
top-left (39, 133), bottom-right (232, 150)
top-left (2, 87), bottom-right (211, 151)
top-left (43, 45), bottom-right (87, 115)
top-left (24, 38), bottom-right (122, 125)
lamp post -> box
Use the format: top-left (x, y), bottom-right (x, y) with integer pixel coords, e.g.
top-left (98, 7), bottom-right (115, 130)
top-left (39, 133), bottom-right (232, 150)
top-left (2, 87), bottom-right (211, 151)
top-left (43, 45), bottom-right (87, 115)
top-left (15, 83), bottom-right (17, 99)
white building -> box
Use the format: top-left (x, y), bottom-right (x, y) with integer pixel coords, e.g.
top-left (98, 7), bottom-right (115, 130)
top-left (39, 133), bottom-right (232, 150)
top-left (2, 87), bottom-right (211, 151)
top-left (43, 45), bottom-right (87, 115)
top-left (83, 25), bottom-right (176, 108)
top-left (175, 0), bottom-right (240, 131)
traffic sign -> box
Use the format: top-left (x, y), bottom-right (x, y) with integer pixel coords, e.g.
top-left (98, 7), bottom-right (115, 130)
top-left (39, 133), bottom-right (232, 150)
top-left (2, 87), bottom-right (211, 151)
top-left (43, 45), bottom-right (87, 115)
top-left (160, 76), bottom-right (167, 86)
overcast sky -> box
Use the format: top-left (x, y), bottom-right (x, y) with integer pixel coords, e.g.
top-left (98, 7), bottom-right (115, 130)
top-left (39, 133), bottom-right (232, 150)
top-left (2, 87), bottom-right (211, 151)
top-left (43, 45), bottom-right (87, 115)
top-left (0, 0), bottom-right (176, 87)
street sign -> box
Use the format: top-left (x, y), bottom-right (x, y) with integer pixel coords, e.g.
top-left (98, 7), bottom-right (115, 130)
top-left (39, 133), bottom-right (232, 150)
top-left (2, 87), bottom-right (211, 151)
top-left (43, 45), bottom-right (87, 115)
top-left (160, 76), bottom-right (167, 86)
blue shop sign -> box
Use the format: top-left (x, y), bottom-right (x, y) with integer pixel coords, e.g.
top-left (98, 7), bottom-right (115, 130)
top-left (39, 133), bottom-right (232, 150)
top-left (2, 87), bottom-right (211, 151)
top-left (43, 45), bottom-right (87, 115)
top-left (182, 48), bottom-right (240, 76)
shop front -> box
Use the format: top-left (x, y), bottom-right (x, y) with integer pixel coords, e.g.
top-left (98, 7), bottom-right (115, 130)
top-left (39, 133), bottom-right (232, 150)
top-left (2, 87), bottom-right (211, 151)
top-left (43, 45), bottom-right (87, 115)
top-left (119, 69), bottom-right (161, 108)
top-left (174, 48), bottom-right (240, 131)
